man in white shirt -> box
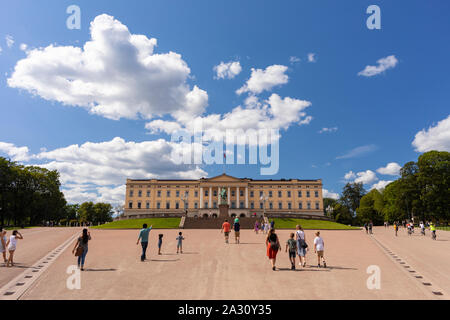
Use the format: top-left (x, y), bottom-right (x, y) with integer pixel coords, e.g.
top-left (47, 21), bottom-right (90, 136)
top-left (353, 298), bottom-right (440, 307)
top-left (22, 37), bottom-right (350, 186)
top-left (313, 231), bottom-right (326, 268)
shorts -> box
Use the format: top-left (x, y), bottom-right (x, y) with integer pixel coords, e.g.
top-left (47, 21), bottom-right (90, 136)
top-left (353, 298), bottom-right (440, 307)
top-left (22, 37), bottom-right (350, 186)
top-left (317, 250), bottom-right (324, 257)
top-left (234, 231), bottom-right (240, 237)
top-left (289, 250), bottom-right (296, 258)
top-left (224, 232), bottom-right (230, 237)
top-left (267, 243), bottom-right (278, 259)
top-left (297, 247), bottom-right (306, 257)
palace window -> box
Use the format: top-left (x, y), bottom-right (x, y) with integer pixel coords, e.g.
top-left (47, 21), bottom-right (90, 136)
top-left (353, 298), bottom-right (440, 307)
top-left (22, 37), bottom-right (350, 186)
top-left (146, 202), bottom-right (150, 209)
top-left (315, 191), bottom-right (319, 197)
top-left (250, 191), bottom-right (254, 197)
top-left (231, 190), bottom-right (235, 197)
top-left (194, 191), bottom-right (198, 197)
top-left (287, 191), bottom-right (291, 198)
top-left (167, 191), bottom-right (171, 197)
top-left (298, 202), bottom-right (303, 209)
top-left (138, 202), bottom-right (142, 209)
top-left (166, 202), bottom-right (170, 209)
top-left (306, 191), bottom-right (310, 198)
top-left (129, 190), bottom-right (134, 197)
top-left (278, 202), bottom-right (282, 209)
top-left (250, 202), bottom-right (254, 209)
top-left (213, 190), bottom-right (217, 197)
top-left (194, 202), bottom-right (198, 209)
top-left (239, 201), bottom-right (244, 209)
top-left (138, 190), bottom-right (142, 197)
top-left (231, 201), bottom-right (236, 209)
top-left (315, 202), bottom-right (320, 210)
top-left (278, 191), bottom-right (282, 197)
top-left (175, 202), bottom-right (179, 209)
top-left (176, 190), bottom-right (180, 197)
top-left (205, 190), bottom-right (209, 196)
top-left (298, 191), bottom-right (302, 198)
top-left (128, 202), bottom-right (133, 209)
top-left (259, 191), bottom-right (263, 197)
top-left (269, 202), bottom-right (273, 209)
top-left (157, 190), bottom-right (161, 197)
top-left (260, 202), bottom-right (264, 209)
top-left (146, 190), bottom-right (150, 197)
top-left (157, 202), bottom-right (161, 209)
top-left (288, 202), bottom-right (292, 209)
top-left (213, 201), bottom-right (217, 208)
top-left (269, 191), bottom-right (273, 197)
top-left (240, 190), bottom-right (244, 197)
top-left (307, 202), bottom-right (311, 209)
top-left (204, 202), bottom-right (209, 208)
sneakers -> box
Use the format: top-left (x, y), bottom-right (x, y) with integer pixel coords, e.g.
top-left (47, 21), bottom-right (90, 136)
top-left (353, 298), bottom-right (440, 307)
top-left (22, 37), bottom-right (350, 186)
top-left (323, 261), bottom-right (327, 268)
top-left (272, 266), bottom-right (276, 271)
top-left (318, 264), bottom-right (321, 268)
top-left (303, 262), bottom-right (306, 267)
top-left (291, 264), bottom-right (295, 270)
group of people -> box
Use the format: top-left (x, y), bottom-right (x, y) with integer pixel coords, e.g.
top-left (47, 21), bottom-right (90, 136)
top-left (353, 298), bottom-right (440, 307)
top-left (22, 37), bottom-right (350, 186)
top-left (135, 224), bottom-right (185, 261)
top-left (254, 220), bottom-right (272, 234)
top-left (363, 221), bottom-right (374, 234)
top-left (221, 219), bottom-right (326, 271)
top-left (0, 227), bottom-right (23, 267)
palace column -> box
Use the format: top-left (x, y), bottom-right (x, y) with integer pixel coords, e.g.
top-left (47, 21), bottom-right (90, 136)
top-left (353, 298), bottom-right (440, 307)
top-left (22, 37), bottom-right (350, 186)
top-left (200, 187), bottom-right (203, 208)
top-left (236, 187), bottom-right (239, 208)
top-left (228, 187), bottom-right (231, 206)
top-left (245, 187), bottom-right (248, 208)
top-left (209, 186), bottom-right (212, 209)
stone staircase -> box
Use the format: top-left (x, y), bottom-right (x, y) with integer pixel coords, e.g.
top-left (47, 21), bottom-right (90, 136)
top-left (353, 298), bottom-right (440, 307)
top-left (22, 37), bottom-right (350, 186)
top-left (182, 217), bottom-right (262, 229)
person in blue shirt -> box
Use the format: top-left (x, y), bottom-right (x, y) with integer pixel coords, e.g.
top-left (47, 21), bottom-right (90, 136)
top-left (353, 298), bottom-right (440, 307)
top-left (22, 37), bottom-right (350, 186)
top-left (232, 219), bottom-right (241, 244)
top-left (136, 224), bottom-right (152, 261)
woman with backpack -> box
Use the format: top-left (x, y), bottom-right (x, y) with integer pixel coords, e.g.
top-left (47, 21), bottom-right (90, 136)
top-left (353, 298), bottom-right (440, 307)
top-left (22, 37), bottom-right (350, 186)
top-left (266, 228), bottom-right (281, 271)
top-left (72, 228), bottom-right (91, 271)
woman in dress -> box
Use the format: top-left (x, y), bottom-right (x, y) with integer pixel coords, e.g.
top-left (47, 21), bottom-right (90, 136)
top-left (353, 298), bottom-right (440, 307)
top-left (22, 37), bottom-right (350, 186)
top-left (295, 225), bottom-right (307, 267)
top-left (0, 227), bottom-right (8, 264)
top-left (266, 228), bottom-right (281, 271)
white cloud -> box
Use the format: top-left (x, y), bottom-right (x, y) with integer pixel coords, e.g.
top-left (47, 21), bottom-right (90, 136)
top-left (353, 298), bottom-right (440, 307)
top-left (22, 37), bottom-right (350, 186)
top-left (0, 137), bottom-right (208, 205)
top-left (7, 14), bottom-right (208, 121)
top-left (354, 170), bottom-right (378, 185)
top-left (344, 171), bottom-right (356, 180)
top-left (412, 115), bottom-right (450, 152)
top-left (19, 43), bottom-right (27, 51)
top-left (336, 144), bottom-right (377, 159)
top-left (307, 53), bottom-right (316, 63)
top-left (289, 56), bottom-right (300, 64)
top-left (377, 162), bottom-right (401, 176)
top-left (0, 142), bottom-right (32, 161)
top-left (0, 46), bottom-right (3, 54)
top-left (146, 93), bottom-right (312, 141)
top-left (358, 55), bottom-right (398, 77)
top-left (213, 61), bottom-right (242, 79)
top-left (370, 180), bottom-right (393, 190)
top-left (323, 189), bottom-right (339, 200)
top-left (236, 65), bottom-right (288, 95)
top-left (319, 127), bottom-right (338, 134)
top-left (5, 35), bottom-right (14, 48)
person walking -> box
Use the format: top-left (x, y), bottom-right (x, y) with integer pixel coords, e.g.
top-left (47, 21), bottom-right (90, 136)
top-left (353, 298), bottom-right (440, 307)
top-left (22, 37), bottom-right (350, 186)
top-left (313, 231), bottom-right (326, 268)
top-left (0, 227), bottom-right (7, 264)
top-left (285, 233), bottom-right (297, 270)
top-left (176, 232), bottom-right (185, 253)
top-left (264, 221), bottom-right (269, 234)
top-left (136, 224), bottom-right (152, 261)
top-left (72, 228), bottom-right (91, 270)
top-left (368, 221), bottom-right (373, 235)
top-left (394, 222), bottom-right (399, 237)
top-left (158, 234), bottom-right (163, 255)
top-left (221, 219), bottom-right (231, 244)
top-left (295, 225), bottom-right (307, 267)
top-left (420, 221), bottom-right (425, 236)
top-left (430, 222), bottom-right (437, 240)
top-left (266, 228), bottom-right (281, 271)
top-left (232, 218), bottom-right (241, 244)
top-left (270, 220), bottom-right (275, 230)
top-left (5, 230), bottom-right (23, 267)
top-left (254, 221), bottom-right (259, 234)
top-left (364, 222), bottom-right (368, 234)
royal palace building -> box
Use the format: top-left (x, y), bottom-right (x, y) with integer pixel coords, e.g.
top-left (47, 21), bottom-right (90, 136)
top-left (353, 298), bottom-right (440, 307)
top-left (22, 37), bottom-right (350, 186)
top-left (123, 174), bottom-right (324, 219)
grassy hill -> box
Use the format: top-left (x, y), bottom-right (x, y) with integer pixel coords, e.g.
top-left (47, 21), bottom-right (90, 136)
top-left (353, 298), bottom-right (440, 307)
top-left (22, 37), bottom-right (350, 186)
top-left (92, 218), bottom-right (181, 229)
top-left (272, 218), bottom-right (360, 230)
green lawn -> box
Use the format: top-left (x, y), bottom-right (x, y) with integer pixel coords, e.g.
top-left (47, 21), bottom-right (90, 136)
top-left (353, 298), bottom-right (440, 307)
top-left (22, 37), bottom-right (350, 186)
top-left (272, 218), bottom-right (360, 230)
top-left (92, 218), bottom-right (181, 229)
top-left (437, 226), bottom-right (450, 231)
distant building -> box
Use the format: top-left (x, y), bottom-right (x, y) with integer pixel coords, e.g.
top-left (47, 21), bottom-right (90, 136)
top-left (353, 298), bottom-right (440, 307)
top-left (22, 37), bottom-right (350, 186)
top-left (124, 174), bottom-right (323, 219)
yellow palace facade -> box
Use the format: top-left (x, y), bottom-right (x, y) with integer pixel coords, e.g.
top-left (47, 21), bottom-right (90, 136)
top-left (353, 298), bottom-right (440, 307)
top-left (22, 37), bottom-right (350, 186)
top-left (124, 174), bottom-right (324, 219)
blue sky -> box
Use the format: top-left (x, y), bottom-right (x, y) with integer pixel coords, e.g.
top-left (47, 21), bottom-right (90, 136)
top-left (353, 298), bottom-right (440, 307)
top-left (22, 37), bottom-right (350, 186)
top-left (0, 0), bottom-right (449, 205)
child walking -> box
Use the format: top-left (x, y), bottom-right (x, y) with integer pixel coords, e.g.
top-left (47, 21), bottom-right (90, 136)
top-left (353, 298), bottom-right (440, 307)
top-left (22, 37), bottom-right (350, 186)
top-left (158, 234), bottom-right (163, 255)
top-left (6, 230), bottom-right (23, 267)
top-left (313, 231), bottom-right (326, 268)
top-left (285, 233), bottom-right (297, 270)
top-left (176, 232), bottom-right (185, 254)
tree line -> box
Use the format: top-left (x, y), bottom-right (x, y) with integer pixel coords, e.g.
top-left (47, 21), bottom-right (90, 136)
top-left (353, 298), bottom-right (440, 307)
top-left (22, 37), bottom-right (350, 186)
top-left (324, 151), bottom-right (449, 225)
top-left (0, 157), bottom-right (114, 227)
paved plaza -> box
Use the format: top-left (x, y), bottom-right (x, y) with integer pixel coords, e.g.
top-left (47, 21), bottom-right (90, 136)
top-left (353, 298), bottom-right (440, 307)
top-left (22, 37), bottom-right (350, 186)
top-left (0, 226), bottom-right (449, 300)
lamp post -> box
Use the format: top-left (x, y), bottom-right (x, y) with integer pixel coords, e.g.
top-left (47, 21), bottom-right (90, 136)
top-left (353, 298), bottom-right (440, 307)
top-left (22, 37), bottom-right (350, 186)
top-left (260, 192), bottom-right (268, 219)
top-left (180, 194), bottom-right (188, 217)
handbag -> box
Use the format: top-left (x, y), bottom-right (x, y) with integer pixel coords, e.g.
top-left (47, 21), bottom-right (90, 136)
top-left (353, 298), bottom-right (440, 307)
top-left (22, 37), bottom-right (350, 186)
top-left (75, 246), bottom-right (84, 257)
top-left (269, 241), bottom-right (279, 251)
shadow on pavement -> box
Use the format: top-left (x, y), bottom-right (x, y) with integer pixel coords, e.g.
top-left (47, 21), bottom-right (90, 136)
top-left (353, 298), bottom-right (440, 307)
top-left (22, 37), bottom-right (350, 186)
top-left (84, 268), bottom-right (117, 272)
top-left (149, 259), bottom-right (180, 262)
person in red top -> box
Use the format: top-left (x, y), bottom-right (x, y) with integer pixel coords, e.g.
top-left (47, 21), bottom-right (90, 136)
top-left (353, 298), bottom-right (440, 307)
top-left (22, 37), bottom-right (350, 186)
top-left (221, 219), bottom-right (231, 244)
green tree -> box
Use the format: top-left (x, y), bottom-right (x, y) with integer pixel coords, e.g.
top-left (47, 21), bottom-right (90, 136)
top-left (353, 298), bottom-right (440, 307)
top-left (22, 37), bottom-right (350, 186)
top-left (340, 182), bottom-right (366, 216)
top-left (356, 189), bottom-right (385, 225)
